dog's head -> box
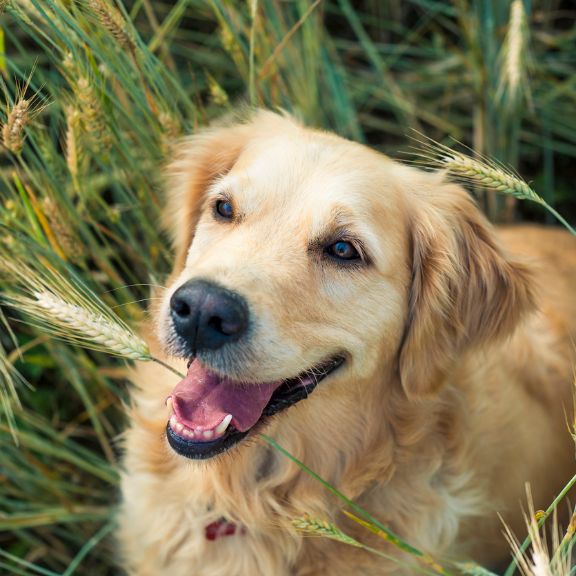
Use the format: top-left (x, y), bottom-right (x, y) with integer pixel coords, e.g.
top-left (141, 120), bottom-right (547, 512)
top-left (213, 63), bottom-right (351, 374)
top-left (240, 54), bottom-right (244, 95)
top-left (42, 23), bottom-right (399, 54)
top-left (156, 110), bottom-right (532, 460)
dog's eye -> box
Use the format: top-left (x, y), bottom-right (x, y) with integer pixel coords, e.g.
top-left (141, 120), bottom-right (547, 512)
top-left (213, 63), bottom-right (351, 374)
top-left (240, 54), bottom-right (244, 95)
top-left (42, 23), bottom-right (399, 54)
top-left (215, 200), bottom-right (234, 220)
top-left (326, 241), bottom-right (360, 261)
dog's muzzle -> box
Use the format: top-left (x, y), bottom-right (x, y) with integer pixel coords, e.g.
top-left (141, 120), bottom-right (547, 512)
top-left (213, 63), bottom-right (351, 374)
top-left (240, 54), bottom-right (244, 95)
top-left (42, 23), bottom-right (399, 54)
top-left (170, 279), bottom-right (249, 355)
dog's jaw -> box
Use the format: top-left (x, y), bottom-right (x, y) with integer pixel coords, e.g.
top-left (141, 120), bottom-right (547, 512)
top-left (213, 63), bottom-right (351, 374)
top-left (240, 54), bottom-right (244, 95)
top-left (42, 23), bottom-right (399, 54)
top-left (164, 355), bottom-right (345, 459)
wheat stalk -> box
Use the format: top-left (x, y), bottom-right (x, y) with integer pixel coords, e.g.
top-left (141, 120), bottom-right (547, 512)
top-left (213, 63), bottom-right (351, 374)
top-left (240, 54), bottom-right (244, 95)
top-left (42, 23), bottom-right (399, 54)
top-left (1, 258), bottom-right (150, 361)
top-left (0, 309), bottom-right (23, 441)
top-left (31, 290), bottom-right (149, 360)
top-left (2, 99), bottom-right (30, 154)
top-left (504, 485), bottom-right (574, 576)
top-left (158, 110), bottom-right (182, 155)
top-left (60, 53), bottom-right (110, 151)
top-left (292, 513), bottom-right (451, 574)
top-left (438, 150), bottom-right (537, 201)
top-left (292, 515), bottom-right (363, 547)
top-left (87, 0), bottom-right (135, 52)
top-left (206, 72), bottom-right (230, 107)
top-left (75, 76), bottom-right (108, 146)
top-left (1, 69), bottom-right (47, 155)
top-left (504, 513), bottom-right (570, 576)
top-left (4, 1), bottom-right (33, 24)
top-left (41, 197), bottom-right (81, 259)
top-left (0, 256), bottom-right (185, 438)
top-left (0, 258), bottom-right (183, 380)
top-left (410, 136), bottom-right (576, 236)
top-left (65, 105), bottom-right (82, 182)
top-left (497, 0), bottom-right (530, 107)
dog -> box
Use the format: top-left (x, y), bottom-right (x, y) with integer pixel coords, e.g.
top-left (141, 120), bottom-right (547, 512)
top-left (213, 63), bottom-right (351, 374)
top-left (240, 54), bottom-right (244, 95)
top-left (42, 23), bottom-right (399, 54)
top-left (119, 110), bottom-right (576, 575)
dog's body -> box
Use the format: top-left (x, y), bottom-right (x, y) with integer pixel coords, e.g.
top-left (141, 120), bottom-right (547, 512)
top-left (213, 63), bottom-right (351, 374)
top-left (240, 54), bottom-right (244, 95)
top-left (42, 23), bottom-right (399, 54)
top-left (119, 112), bottom-right (576, 575)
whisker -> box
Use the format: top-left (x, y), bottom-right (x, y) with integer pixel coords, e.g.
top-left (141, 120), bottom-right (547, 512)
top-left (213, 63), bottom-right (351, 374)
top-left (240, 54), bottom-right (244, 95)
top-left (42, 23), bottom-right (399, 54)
top-left (111, 298), bottom-right (163, 309)
top-left (104, 283), bottom-right (167, 294)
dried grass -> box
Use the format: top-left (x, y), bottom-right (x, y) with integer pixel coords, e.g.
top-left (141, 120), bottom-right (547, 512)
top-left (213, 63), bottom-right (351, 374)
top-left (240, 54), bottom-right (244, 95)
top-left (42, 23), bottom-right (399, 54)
top-left (504, 486), bottom-right (573, 576)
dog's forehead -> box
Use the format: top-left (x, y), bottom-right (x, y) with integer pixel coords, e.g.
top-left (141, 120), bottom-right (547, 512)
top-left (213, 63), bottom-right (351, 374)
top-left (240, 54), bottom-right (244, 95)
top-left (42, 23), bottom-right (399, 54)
top-left (219, 134), bottom-right (399, 224)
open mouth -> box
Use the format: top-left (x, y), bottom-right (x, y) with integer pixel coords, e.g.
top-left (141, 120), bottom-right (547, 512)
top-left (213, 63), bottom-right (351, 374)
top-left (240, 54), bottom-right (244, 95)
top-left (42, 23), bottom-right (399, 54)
top-left (165, 355), bottom-right (345, 460)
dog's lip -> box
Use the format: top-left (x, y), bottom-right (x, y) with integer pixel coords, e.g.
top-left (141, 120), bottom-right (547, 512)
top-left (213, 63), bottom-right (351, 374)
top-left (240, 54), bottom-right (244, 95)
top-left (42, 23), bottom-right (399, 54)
top-left (262, 354), bottom-right (345, 417)
top-left (165, 354), bottom-right (345, 459)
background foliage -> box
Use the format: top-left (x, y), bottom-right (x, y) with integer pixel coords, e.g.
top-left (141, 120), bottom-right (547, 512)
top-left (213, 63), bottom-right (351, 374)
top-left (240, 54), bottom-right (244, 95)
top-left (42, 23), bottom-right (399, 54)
top-left (0, 0), bottom-right (575, 574)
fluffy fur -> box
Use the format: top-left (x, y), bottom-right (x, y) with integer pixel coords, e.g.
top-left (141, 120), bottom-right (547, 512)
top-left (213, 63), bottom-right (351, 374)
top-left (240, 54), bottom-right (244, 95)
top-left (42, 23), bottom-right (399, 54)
top-left (119, 111), bottom-right (576, 575)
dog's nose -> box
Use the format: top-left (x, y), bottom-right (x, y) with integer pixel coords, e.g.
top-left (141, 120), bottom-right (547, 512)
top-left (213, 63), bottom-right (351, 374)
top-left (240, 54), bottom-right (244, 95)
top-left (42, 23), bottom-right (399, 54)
top-left (170, 280), bottom-right (249, 352)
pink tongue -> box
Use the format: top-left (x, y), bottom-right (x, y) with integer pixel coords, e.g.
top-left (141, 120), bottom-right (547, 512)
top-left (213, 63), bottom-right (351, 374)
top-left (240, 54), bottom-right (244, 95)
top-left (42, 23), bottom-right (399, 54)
top-left (170, 360), bottom-right (283, 433)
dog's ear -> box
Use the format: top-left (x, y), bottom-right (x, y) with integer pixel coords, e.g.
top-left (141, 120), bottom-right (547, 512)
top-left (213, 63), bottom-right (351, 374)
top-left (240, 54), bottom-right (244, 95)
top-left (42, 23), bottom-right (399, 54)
top-left (398, 177), bottom-right (534, 398)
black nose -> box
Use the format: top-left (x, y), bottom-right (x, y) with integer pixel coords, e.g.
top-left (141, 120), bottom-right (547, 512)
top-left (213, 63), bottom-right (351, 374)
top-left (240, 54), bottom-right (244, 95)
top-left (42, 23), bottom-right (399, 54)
top-left (170, 280), bottom-right (249, 353)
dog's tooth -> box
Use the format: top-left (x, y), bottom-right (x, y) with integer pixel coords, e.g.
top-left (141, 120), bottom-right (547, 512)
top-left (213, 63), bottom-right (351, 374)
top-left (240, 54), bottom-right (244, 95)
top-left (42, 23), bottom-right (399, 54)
top-left (169, 415), bottom-right (177, 427)
top-left (165, 396), bottom-right (173, 408)
top-left (215, 414), bottom-right (233, 436)
top-left (175, 422), bottom-right (184, 432)
top-left (203, 430), bottom-right (214, 440)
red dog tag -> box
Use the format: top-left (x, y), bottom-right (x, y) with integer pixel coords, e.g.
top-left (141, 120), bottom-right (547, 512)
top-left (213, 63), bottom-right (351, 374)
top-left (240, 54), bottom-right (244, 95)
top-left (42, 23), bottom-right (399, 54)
top-left (205, 518), bottom-right (244, 541)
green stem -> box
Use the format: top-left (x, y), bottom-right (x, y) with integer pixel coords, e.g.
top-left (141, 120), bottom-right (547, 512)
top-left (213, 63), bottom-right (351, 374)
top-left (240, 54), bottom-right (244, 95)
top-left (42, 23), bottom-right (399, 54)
top-left (62, 520), bottom-right (115, 576)
top-left (248, 0), bottom-right (258, 106)
top-left (0, 550), bottom-right (60, 576)
top-left (550, 505), bottom-right (576, 567)
top-left (150, 357), bottom-right (185, 379)
top-left (541, 202), bottom-right (576, 236)
top-left (357, 543), bottom-right (441, 576)
top-left (260, 434), bottom-right (450, 574)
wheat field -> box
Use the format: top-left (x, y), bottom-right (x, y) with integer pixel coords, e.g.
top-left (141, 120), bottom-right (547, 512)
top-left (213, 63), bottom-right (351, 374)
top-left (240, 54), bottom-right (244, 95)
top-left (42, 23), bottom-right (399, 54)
top-left (0, 1), bottom-right (575, 574)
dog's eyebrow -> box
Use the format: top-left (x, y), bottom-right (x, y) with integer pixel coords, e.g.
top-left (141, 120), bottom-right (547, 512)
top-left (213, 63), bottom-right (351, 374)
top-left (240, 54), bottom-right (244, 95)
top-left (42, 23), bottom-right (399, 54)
top-left (206, 180), bottom-right (233, 199)
top-left (310, 207), bottom-right (357, 242)
top-left (206, 170), bottom-right (245, 196)
top-left (308, 208), bottom-right (367, 253)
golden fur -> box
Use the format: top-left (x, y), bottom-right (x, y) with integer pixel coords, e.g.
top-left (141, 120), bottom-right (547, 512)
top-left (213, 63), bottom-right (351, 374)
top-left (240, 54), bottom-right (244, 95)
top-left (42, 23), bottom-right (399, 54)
top-left (119, 111), bottom-right (576, 574)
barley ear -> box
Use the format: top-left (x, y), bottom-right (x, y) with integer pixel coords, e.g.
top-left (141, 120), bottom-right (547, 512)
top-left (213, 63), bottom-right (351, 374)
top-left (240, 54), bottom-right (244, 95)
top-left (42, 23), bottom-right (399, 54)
top-left (0, 257), bottom-right (151, 362)
top-left (292, 515), bottom-right (363, 548)
top-left (87, 0), bottom-right (136, 53)
top-left (1, 71), bottom-right (47, 155)
top-left (65, 105), bottom-right (83, 182)
top-left (41, 197), bottom-right (82, 260)
top-left (497, 0), bottom-right (531, 109)
top-left (2, 99), bottom-right (30, 154)
top-left (410, 135), bottom-right (576, 236)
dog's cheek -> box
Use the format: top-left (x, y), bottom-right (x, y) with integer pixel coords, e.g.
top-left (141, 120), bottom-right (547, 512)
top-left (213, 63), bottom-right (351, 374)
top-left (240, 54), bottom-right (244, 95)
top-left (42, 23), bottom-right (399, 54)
top-left (318, 278), bottom-right (407, 369)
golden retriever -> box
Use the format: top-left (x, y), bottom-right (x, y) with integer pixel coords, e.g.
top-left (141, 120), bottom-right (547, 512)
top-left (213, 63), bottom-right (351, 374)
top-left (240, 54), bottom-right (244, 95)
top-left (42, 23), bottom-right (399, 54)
top-left (119, 110), bottom-right (576, 575)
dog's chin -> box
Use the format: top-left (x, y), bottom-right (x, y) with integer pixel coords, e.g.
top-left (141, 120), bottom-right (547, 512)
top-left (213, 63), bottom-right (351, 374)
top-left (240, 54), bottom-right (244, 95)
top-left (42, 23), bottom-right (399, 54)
top-left (165, 354), bottom-right (346, 460)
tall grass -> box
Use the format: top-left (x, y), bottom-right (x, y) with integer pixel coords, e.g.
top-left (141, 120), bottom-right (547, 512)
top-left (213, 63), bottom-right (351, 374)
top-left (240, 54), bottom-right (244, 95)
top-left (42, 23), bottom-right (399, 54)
top-left (0, 0), bottom-right (575, 574)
